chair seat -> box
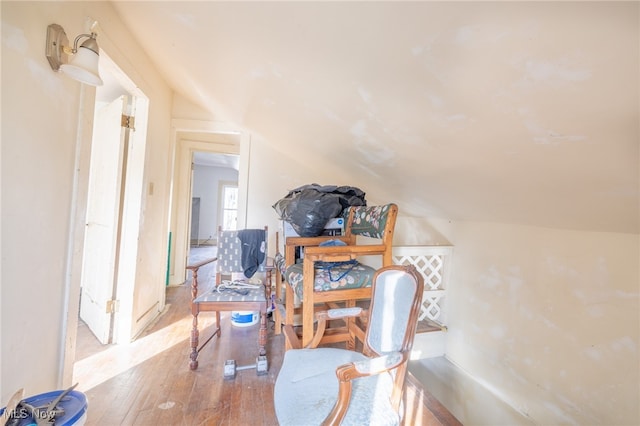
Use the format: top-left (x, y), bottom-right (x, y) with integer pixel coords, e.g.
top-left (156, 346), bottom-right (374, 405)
top-left (274, 347), bottom-right (399, 426)
top-left (285, 262), bottom-right (376, 301)
top-left (193, 284), bottom-right (266, 303)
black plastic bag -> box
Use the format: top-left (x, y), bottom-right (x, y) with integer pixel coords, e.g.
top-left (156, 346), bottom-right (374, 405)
top-left (273, 184), bottom-right (366, 237)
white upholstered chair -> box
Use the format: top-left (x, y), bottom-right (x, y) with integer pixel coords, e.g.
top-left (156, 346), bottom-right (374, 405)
top-left (273, 264), bottom-right (424, 425)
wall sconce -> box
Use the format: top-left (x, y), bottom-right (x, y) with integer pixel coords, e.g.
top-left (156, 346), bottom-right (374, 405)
top-left (45, 23), bottom-right (103, 86)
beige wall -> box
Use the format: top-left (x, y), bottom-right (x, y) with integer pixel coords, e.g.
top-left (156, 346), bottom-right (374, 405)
top-left (443, 222), bottom-right (638, 424)
top-left (1, 1), bottom-right (172, 400)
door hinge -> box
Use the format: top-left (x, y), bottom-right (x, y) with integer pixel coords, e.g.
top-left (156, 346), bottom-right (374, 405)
top-left (121, 114), bottom-right (135, 130)
top-left (106, 299), bottom-right (120, 314)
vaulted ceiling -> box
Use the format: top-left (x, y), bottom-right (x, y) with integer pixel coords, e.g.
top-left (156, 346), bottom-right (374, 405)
top-left (111, 1), bottom-right (639, 233)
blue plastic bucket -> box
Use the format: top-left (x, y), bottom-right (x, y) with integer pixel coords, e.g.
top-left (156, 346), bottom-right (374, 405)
top-left (1, 389), bottom-right (87, 425)
top-left (231, 311), bottom-right (259, 327)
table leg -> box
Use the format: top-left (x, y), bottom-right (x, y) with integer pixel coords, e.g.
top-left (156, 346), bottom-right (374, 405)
top-left (190, 307), bottom-right (199, 370)
top-left (258, 311), bottom-right (267, 356)
top-left (190, 265), bottom-right (200, 370)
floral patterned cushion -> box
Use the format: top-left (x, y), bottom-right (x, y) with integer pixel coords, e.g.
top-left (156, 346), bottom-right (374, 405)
top-left (347, 204), bottom-right (394, 239)
top-left (274, 252), bottom-right (286, 275)
top-left (285, 262), bottom-right (376, 300)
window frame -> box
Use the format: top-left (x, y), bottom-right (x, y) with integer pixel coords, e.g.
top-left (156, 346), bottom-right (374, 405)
top-left (218, 180), bottom-right (239, 231)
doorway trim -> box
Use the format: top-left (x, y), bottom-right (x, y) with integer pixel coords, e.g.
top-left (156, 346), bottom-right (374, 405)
top-left (167, 119), bottom-right (250, 286)
top-left (60, 51), bottom-right (150, 387)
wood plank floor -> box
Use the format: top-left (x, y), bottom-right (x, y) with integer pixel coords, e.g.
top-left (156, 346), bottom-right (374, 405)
top-left (74, 259), bottom-right (461, 425)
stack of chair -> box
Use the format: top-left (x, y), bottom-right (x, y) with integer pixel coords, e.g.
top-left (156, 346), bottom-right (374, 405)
top-left (273, 203), bottom-right (398, 349)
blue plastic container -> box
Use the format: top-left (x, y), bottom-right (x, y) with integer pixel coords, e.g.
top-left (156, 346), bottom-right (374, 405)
top-left (231, 311), bottom-right (259, 327)
top-left (0, 389), bottom-right (87, 425)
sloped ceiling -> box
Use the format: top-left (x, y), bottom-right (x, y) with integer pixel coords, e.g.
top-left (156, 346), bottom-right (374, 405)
top-left (111, 1), bottom-right (639, 233)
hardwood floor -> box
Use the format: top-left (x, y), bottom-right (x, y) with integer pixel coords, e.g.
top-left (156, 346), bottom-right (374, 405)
top-left (73, 253), bottom-right (461, 425)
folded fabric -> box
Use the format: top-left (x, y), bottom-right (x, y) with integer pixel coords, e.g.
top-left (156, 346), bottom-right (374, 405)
top-left (237, 229), bottom-right (266, 278)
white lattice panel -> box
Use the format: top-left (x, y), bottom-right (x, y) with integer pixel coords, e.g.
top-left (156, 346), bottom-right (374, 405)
top-left (393, 246), bottom-right (453, 323)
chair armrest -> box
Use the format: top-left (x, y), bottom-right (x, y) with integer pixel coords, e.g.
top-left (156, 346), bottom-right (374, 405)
top-left (322, 352), bottom-right (406, 425)
top-left (315, 308), bottom-right (367, 348)
top-left (350, 352), bottom-right (404, 377)
top-left (186, 256), bottom-right (218, 270)
top-left (284, 236), bottom-right (353, 268)
top-left (288, 308), bottom-right (367, 350)
top-left (303, 244), bottom-right (389, 260)
top-left (282, 324), bottom-right (302, 350)
top-left (285, 235), bottom-right (350, 248)
top-left (316, 307), bottom-right (365, 321)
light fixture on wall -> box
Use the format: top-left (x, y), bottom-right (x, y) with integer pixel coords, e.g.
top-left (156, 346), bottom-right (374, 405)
top-left (45, 23), bottom-right (103, 86)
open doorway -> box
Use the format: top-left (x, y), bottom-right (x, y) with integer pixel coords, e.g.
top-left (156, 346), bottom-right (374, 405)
top-left (191, 151), bottom-right (239, 243)
top-left (75, 51), bottom-right (151, 363)
top-left (187, 152), bottom-right (238, 280)
top-left (166, 126), bottom-right (248, 287)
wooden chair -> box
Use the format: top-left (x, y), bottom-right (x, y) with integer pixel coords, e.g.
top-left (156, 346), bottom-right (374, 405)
top-left (277, 203), bottom-right (398, 348)
top-left (274, 265), bottom-right (424, 425)
top-left (189, 226), bottom-right (269, 371)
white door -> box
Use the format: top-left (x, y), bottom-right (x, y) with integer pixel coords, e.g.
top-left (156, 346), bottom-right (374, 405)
top-left (79, 95), bottom-right (128, 344)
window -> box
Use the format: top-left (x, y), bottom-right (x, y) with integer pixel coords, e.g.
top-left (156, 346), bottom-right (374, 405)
top-left (221, 183), bottom-right (238, 230)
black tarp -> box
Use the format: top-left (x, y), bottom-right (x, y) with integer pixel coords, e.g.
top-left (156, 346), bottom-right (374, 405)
top-left (273, 184), bottom-right (366, 237)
